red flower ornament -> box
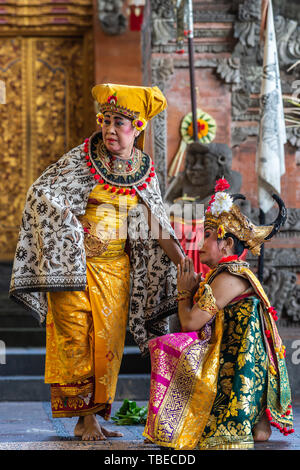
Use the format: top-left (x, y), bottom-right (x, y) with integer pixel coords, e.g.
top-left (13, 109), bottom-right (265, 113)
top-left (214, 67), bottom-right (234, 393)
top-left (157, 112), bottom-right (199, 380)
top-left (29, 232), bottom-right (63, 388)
top-left (107, 93), bottom-right (117, 105)
top-left (215, 178), bottom-right (230, 192)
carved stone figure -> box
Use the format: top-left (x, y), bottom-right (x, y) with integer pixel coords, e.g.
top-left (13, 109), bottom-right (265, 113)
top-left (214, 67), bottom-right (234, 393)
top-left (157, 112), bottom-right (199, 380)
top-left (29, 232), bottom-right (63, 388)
top-left (97, 0), bottom-right (127, 35)
top-left (164, 142), bottom-right (242, 217)
top-left (262, 267), bottom-right (297, 322)
top-left (284, 284), bottom-right (300, 323)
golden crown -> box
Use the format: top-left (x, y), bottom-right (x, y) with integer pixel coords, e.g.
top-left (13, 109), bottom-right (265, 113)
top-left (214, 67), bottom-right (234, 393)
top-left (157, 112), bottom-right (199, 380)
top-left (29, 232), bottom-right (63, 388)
top-left (204, 179), bottom-right (287, 256)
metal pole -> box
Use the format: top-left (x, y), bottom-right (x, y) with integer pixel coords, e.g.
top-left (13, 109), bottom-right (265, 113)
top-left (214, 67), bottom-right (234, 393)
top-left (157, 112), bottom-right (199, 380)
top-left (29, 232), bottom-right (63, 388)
top-left (258, 209), bottom-right (265, 282)
top-left (187, 0), bottom-right (198, 142)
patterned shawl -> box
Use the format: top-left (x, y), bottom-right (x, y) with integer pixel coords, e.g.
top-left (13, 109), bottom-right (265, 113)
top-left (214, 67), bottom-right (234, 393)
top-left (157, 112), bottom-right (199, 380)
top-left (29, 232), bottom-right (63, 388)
top-left (9, 138), bottom-right (183, 356)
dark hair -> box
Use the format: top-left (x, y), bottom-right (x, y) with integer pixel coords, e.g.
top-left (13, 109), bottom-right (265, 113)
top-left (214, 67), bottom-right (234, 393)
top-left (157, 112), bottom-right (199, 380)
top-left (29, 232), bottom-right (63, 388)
top-left (218, 233), bottom-right (245, 257)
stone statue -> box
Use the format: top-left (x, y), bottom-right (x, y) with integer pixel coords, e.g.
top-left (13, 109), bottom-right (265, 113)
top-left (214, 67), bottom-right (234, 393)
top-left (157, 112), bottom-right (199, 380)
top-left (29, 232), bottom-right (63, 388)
top-left (97, 0), bottom-right (127, 35)
top-left (164, 142), bottom-right (242, 218)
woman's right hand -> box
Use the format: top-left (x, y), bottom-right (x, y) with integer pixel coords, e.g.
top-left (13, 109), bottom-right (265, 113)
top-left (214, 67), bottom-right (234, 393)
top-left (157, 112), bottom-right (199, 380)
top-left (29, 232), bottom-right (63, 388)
top-left (177, 257), bottom-right (202, 293)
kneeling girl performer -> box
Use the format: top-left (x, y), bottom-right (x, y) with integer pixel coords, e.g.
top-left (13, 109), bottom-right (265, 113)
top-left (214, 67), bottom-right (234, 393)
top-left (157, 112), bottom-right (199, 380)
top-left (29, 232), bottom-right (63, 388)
top-left (143, 178), bottom-right (294, 450)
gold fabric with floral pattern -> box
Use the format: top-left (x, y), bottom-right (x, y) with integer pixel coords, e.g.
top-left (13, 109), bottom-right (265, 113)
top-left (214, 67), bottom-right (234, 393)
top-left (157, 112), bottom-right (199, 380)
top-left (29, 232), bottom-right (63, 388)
top-left (45, 184), bottom-right (138, 418)
top-left (143, 260), bottom-right (293, 450)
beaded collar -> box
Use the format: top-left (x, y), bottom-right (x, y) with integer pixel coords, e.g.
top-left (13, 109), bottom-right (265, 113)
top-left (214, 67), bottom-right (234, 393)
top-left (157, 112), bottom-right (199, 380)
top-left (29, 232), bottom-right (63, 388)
top-left (100, 144), bottom-right (140, 176)
top-left (86, 131), bottom-right (153, 189)
top-left (216, 257), bottom-right (249, 270)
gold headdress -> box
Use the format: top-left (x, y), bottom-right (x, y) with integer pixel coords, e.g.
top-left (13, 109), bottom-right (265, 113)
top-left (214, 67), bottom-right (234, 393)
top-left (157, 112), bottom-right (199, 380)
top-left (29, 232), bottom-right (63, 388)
top-left (205, 179), bottom-right (287, 256)
top-left (91, 83), bottom-right (167, 150)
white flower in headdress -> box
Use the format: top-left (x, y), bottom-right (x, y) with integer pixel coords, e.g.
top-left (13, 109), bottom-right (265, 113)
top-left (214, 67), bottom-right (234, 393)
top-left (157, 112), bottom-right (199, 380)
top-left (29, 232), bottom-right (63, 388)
top-left (210, 192), bottom-right (233, 216)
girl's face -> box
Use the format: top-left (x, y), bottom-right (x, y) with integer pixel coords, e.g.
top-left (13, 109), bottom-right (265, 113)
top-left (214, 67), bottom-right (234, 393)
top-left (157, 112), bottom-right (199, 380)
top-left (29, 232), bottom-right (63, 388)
top-left (102, 112), bottom-right (139, 159)
top-left (199, 228), bottom-right (227, 267)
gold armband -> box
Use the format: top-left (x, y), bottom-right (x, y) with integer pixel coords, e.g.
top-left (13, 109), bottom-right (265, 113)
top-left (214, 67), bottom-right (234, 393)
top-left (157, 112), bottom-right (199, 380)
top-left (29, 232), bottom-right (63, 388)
top-left (196, 284), bottom-right (219, 316)
top-left (177, 289), bottom-right (192, 302)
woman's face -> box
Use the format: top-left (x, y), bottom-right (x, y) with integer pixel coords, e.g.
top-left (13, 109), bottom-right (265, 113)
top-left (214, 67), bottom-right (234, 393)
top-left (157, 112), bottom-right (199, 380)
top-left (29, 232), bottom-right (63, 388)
top-left (102, 112), bottom-right (139, 159)
top-left (198, 228), bottom-right (226, 267)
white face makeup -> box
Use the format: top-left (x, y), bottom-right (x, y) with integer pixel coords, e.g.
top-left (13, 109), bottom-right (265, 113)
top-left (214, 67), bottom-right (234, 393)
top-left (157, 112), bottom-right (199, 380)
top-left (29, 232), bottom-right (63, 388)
top-left (102, 112), bottom-right (139, 160)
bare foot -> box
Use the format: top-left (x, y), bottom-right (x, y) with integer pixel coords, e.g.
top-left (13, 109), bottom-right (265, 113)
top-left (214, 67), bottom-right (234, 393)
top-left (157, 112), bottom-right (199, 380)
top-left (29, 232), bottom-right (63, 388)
top-left (79, 414), bottom-right (124, 441)
top-left (101, 426), bottom-right (123, 438)
top-left (253, 413), bottom-right (272, 442)
top-left (74, 416), bottom-right (84, 437)
top-left (81, 414), bottom-right (106, 441)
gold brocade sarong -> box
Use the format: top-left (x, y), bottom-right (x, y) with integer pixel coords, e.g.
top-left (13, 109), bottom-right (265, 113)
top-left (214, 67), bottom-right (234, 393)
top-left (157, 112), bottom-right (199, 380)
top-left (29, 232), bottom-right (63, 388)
top-left (143, 261), bottom-right (293, 449)
top-left (45, 184), bottom-right (138, 418)
top-left (143, 311), bottom-right (224, 449)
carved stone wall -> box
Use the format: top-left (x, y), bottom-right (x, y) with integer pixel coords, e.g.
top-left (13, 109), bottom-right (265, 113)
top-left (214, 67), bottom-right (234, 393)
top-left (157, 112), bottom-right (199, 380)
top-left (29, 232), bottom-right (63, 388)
top-left (147, 0), bottom-right (300, 174)
top-left (145, 0), bottom-right (300, 326)
top-left (147, 0), bottom-right (240, 193)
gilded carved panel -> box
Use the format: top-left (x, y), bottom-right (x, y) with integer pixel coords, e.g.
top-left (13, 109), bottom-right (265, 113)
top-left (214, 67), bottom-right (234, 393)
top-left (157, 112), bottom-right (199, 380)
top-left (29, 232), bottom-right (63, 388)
top-left (34, 37), bottom-right (88, 177)
top-left (0, 37), bottom-right (24, 260)
top-left (0, 0), bottom-right (93, 29)
top-left (0, 34), bottom-right (94, 261)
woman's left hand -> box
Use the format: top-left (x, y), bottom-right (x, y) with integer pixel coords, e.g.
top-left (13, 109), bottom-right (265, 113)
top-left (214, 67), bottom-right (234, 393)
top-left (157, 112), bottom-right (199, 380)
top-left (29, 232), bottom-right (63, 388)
top-left (177, 257), bottom-right (201, 292)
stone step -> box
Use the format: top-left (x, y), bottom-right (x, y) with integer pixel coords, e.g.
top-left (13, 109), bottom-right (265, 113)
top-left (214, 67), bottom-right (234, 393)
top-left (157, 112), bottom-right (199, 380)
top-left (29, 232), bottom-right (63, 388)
top-left (0, 292), bottom-right (138, 347)
top-left (0, 346), bottom-right (150, 376)
top-left (0, 328), bottom-right (46, 347)
top-left (0, 310), bottom-right (39, 328)
top-left (0, 374), bottom-right (151, 401)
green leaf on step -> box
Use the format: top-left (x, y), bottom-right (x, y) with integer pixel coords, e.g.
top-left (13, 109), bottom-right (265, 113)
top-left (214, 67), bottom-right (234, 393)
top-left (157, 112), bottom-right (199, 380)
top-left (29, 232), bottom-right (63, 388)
top-left (111, 400), bottom-right (148, 425)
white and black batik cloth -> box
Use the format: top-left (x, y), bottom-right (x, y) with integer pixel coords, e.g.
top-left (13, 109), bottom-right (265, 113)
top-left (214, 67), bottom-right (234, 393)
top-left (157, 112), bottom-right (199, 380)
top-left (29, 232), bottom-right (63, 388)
top-left (256, 0), bottom-right (286, 214)
top-left (9, 136), bottom-right (184, 356)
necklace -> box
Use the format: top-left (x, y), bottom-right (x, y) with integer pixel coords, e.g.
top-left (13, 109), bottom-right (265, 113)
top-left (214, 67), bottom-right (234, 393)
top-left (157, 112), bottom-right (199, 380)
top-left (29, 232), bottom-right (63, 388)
top-left (110, 155), bottom-right (133, 173)
top-left (83, 132), bottom-right (155, 195)
top-left (97, 141), bottom-right (140, 176)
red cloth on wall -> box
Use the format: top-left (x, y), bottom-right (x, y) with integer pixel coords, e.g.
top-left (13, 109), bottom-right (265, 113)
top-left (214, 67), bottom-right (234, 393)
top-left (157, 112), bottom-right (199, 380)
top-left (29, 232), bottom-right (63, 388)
top-left (171, 218), bottom-right (247, 276)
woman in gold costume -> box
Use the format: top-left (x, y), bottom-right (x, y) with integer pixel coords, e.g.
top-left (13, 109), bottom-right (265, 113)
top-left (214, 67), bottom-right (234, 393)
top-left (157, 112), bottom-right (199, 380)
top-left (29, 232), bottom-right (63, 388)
top-left (143, 179), bottom-right (294, 450)
top-left (10, 84), bottom-right (185, 440)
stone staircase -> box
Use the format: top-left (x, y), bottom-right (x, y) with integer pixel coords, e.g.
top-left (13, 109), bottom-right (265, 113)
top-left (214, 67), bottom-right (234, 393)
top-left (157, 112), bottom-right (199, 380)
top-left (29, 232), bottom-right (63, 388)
top-left (0, 281), bottom-right (151, 402)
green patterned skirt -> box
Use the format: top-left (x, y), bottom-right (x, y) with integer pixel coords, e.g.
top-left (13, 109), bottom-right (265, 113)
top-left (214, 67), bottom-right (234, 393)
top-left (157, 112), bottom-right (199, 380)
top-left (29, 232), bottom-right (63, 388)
top-left (199, 296), bottom-right (268, 449)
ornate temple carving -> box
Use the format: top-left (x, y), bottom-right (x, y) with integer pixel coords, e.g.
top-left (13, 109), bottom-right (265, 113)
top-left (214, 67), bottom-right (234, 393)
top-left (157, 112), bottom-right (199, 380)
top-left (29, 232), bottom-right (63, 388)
top-left (151, 57), bottom-right (175, 193)
top-left (97, 0), bottom-right (127, 35)
top-left (261, 267), bottom-right (298, 324)
top-left (147, 0), bottom-right (300, 324)
top-left (0, 0), bottom-right (93, 30)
